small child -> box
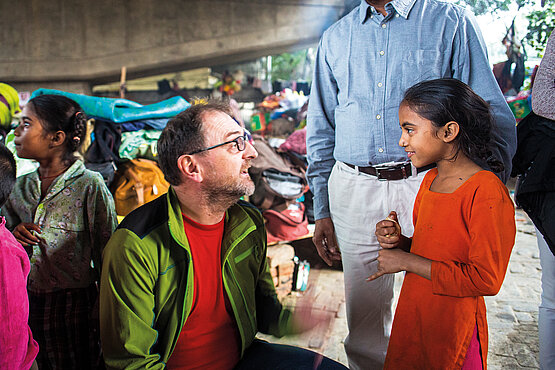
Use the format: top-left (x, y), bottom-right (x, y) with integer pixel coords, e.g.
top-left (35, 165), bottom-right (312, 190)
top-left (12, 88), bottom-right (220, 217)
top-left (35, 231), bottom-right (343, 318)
top-left (1, 94), bottom-right (118, 369)
top-left (0, 143), bottom-right (39, 369)
top-left (371, 78), bottom-right (516, 369)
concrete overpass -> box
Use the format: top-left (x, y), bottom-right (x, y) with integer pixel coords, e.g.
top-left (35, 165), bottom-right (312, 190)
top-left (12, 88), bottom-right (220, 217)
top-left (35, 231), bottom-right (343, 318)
top-left (1, 0), bottom-right (357, 94)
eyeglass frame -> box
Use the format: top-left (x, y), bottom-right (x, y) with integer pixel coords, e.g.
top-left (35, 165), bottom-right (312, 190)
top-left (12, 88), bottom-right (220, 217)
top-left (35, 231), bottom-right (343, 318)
top-left (186, 131), bottom-right (249, 155)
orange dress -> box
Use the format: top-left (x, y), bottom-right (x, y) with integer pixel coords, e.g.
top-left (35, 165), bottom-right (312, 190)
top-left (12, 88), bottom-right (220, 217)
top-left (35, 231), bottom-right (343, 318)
top-left (384, 169), bottom-right (516, 369)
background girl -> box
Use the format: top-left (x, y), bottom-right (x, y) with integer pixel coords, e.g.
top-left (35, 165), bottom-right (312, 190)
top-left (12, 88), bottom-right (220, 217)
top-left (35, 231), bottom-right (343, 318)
top-left (1, 94), bottom-right (117, 369)
top-left (370, 78), bottom-right (516, 369)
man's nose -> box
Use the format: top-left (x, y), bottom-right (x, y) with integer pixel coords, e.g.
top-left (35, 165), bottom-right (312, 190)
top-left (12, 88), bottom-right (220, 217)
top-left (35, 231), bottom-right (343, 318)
top-left (244, 140), bottom-right (258, 159)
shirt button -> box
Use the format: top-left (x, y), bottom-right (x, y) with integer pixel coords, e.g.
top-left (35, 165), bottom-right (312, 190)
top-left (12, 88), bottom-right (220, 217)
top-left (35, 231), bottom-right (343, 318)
top-left (377, 82), bottom-right (383, 87)
top-left (396, 14), bottom-right (400, 17)
top-left (379, 50), bottom-right (385, 56)
top-left (381, 23), bottom-right (387, 28)
top-left (378, 147), bottom-right (384, 153)
top-left (376, 114), bottom-right (382, 120)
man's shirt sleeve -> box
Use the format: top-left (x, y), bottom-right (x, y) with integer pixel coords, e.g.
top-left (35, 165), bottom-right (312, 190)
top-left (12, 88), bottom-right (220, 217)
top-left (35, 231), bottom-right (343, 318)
top-left (307, 36), bottom-right (339, 220)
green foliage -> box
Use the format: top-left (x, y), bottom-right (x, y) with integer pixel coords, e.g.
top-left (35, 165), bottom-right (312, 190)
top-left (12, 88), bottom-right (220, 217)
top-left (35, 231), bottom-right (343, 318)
top-left (525, 4), bottom-right (555, 54)
top-left (271, 50), bottom-right (308, 82)
top-left (456, 0), bottom-right (534, 15)
top-left (457, 0), bottom-right (509, 15)
top-left (459, 0), bottom-right (554, 53)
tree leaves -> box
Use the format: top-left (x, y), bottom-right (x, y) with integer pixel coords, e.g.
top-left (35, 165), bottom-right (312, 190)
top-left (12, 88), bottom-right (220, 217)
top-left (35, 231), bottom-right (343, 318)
top-left (459, 0), bottom-right (554, 53)
top-left (525, 5), bottom-right (555, 53)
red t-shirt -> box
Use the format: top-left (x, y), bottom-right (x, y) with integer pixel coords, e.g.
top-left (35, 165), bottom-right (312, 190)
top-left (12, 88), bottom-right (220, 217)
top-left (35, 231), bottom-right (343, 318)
top-left (166, 214), bottom-right (240, 370)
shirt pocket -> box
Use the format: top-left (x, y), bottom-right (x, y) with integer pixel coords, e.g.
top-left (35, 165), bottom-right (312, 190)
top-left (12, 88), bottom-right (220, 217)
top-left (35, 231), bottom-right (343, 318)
top-left (232, 234), bottom-right (262, 267)
top-left (31, 220), bottom-right (87, 270)
top-left (42, 221), bottom-right (85, 253)
top-left (49, 220), bottom-right (85, 232)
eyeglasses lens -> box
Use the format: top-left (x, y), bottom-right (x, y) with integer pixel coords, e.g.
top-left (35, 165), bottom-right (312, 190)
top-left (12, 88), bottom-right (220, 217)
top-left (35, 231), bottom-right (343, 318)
top-left (236, 135), bottom-right (246, 151)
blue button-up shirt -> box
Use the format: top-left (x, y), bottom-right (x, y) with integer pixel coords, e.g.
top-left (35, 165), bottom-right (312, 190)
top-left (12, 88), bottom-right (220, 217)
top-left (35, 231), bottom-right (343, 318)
top-left (306, 0), bottom-right (516, 219)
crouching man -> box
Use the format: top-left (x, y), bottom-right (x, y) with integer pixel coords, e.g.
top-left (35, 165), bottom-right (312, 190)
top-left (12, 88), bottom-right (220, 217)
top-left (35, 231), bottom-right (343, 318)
top-left (100, 102), bottom-right (346, 369)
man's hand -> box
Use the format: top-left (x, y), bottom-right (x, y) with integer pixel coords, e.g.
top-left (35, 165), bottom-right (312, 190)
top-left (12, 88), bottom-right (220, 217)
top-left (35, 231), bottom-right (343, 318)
top-left (375, 211), bottom-right (402, 249)
top-left (367, 248), bottom-right (407, 281)
top-left (12, 223), bottom-right (41, 248)
top-left (290, 298), bottom-right (332, 334)
top-left (312, 217), bottom-right (341, 266)
top-left (289, 283), bottom-right (333, 335)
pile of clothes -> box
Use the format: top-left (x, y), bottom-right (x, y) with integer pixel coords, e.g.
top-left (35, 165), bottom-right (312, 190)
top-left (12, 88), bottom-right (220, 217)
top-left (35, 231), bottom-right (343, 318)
top-left (250, 88), bottom-right (308, 134)
top-left (245, 88), bottom-right (314, 244)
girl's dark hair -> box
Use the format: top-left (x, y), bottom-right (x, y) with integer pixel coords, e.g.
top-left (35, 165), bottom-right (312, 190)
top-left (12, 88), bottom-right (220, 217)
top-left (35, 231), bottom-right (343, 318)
top-left (28, 94), bottom-right (86, 165)
top-left (401, 78), bottom-right (504, 173)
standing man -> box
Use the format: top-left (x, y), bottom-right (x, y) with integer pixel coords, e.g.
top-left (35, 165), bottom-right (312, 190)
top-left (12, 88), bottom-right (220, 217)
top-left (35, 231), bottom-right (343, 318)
top-left (306, 0), bottom-right (517, 368)
top-left (100, 102), bottom-right (346, 369)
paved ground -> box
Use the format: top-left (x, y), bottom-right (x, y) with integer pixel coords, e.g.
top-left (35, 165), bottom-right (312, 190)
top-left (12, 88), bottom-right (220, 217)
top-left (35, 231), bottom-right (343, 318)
top-left (261, 208), bottom-right (543, 369)
top-left (486, 209), bottom-right (541, 369)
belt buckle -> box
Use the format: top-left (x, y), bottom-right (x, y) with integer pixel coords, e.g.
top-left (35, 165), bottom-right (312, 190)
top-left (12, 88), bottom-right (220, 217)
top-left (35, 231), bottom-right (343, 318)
top-left (373, 165), bottom-right (390, 181)
top-left (375, 163), bottom-right (411, 181)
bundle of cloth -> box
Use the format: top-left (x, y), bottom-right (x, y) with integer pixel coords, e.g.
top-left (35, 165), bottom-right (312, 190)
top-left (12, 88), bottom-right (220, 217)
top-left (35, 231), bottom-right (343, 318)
top-left (30, 89), bottom-right (191, 165)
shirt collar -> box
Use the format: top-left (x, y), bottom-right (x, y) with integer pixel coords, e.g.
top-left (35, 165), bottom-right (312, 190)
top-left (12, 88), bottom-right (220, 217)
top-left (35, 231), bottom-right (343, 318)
top-left (62, 159), bottom-right (86, 180)
top-left (359, 0), bottom-right (417, 22)
top-left (31, 159), bottom-right (85, 183)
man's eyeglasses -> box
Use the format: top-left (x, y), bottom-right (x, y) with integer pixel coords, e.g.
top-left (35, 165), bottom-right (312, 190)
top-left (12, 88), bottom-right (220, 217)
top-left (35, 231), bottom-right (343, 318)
top-left (187, 132), bottom-right (248, 155)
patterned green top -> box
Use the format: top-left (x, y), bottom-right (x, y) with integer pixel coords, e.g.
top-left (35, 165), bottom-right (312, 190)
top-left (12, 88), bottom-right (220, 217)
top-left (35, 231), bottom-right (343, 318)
top-left (1, 159), bottom-right (118, 292)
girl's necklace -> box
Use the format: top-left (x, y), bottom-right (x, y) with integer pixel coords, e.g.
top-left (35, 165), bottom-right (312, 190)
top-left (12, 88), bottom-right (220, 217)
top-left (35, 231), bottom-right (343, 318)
top-left (39, 167), bottom-right (68, 180)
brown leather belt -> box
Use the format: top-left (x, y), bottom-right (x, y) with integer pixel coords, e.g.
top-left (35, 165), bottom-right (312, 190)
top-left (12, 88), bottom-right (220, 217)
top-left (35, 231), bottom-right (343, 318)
top-left (344, 162), bottom-right (435, 181)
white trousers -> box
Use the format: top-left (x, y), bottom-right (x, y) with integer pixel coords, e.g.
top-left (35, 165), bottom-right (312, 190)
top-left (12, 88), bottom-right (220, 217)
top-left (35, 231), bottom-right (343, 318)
top-left (328, 162), bottom-right (425, 370)
top-left (536, 229), bottom-right (555, 370)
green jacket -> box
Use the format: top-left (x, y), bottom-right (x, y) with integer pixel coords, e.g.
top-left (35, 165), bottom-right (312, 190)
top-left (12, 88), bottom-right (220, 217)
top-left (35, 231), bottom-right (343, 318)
top-left (100, 188), bottom-right (293, 369)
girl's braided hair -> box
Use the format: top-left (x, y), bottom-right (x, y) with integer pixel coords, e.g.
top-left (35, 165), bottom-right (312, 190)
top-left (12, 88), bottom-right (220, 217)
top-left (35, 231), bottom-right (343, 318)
top-left (28, 94), bottom-right (87, 165)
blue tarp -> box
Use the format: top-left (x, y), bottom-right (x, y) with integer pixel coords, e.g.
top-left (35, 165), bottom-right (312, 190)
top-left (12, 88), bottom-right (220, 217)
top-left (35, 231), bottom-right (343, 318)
top-left (120, 118), bottom-right (169, 132)
top-left (31, 89), bottom-right (190, 123)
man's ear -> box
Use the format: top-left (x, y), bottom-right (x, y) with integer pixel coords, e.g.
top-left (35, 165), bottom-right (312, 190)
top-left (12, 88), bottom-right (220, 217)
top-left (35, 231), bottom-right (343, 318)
top-left (442, 121), bottom-right (460, 143)
top-left (50, 130), bottom-right (66, 148)
top-left (177, 154), bottom-right (203, 183)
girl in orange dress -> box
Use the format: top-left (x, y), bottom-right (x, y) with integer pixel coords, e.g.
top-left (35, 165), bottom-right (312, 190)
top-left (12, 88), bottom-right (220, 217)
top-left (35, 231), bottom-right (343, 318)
top-left (370, 78), bottom-right (516, 369)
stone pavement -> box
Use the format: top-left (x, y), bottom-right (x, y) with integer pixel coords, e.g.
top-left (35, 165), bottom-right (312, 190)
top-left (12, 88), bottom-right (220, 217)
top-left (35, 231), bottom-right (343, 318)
top-left (261, 208), bottom-right (543, 369)
top-left (486, 208), bottom-right (541, 369)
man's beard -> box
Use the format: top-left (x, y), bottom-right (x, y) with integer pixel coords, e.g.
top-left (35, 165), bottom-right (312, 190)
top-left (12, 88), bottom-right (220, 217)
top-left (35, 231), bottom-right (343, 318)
top-left (202, 171), bottom-right (255, 211)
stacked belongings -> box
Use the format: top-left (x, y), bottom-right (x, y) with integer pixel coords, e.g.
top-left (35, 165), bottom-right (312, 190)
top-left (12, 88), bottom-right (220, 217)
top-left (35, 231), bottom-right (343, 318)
top-left (248, 134), bottom-right (309, 244)
top-left (278, 127), bottom-right (314, 223)
top-left (30, 89), bottom-right (191, 217)
top-left (267, 88), bottom-right (308, 124)
top-left (0, 83), bottom-right (41, 177)
top-left (0, 83), bottom-right (21, 138)
top-left (247, 89), bottom-right (312, 225)
top-left (266, 243), bottom-right (296, 299)
top-left (250, 88), bottom-right (308, 134)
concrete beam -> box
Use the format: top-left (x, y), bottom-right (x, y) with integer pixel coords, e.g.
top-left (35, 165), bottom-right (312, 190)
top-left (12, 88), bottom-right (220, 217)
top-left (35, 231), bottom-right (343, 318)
top-left (1, 0), bottom-right (348, 91)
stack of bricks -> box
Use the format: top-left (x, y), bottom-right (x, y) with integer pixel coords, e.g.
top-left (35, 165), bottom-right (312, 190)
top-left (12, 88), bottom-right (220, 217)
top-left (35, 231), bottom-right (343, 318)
top-left (266, 243), bottom-right (296, 300)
